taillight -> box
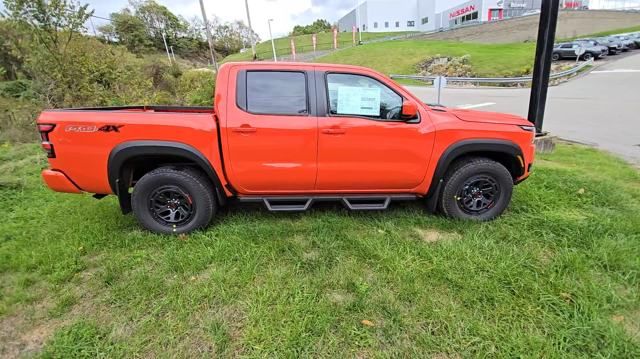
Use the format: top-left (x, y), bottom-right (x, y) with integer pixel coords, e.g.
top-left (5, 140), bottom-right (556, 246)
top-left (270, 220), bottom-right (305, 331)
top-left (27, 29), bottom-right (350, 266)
top-left (37, 124), bottom-right (56, 158)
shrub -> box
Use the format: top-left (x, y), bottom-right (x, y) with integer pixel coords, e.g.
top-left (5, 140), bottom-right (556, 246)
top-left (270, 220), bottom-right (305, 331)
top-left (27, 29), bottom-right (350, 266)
top-left (415, 54), bottom-right (475, 77)
top-left (0, 80), bottom-right (36, 100)
top-left (176, 69), bottom-right (215, 106)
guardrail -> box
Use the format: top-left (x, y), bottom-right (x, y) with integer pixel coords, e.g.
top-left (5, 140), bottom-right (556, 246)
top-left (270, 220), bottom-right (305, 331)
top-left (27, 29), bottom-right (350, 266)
top-left (390, 58), bottom-right (594, 85)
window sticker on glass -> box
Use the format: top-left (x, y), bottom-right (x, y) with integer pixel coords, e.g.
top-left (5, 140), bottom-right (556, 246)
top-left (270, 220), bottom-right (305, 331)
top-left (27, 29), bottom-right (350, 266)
top-left (336, 86), bottom-right (381, 117)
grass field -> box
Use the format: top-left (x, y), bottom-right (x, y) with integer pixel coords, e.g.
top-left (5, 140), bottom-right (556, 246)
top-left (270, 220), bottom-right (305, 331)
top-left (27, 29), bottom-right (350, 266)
top-left (222, 31), bottom-right (413, 62)
top-left (583, 25), bottom-right (640, 38)
top-left (316, 40), bottom-right (536, 77)
top-left (1, 143), bottom-right (639, 357)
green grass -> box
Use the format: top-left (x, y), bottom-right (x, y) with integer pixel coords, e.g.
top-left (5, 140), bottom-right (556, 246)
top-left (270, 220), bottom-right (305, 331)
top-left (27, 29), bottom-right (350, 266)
top-left (222, 31), bottom-right (414, 62)
top-left (582, 25), bottom-right (640, 38)
top-left (315, 40), bottom-right (536, 77)
top-left (1, 143), bottom-right (639, 357)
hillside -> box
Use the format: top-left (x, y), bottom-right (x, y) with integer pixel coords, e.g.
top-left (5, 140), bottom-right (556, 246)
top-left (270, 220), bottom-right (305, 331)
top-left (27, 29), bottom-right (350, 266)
top-left (420, 10), bottom-right (640, 43)
top-left (222, 31), bottom-right (413, 62)
top-left (316, 40), bottom-right (536, 78)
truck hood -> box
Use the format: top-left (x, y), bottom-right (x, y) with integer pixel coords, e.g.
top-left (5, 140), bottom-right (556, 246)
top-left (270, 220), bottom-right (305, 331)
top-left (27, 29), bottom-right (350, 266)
top-left (447, 108), bottom-right (530, 126)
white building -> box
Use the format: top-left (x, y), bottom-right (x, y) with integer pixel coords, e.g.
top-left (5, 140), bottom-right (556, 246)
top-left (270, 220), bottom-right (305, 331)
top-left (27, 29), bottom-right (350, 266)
top-left (337, 0), bottom-right (638, 34)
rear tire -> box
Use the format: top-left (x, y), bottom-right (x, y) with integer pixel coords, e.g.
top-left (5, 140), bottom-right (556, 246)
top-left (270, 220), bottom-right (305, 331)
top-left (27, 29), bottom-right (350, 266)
top-left (438, 158), bottom-right (513, 221)
top-left (131, 167), bottom-right (216, 234)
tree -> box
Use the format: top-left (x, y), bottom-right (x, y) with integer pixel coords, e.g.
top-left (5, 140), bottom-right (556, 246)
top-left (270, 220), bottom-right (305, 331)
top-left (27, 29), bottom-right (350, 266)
top-left (2, 0), bottom-right (93, 66)
top-left (106, 9), bottom-right (152, 54)
top-left (290, 19), bottom-right (331, 36)
top-left (130, 0), bottom-right (187, 51)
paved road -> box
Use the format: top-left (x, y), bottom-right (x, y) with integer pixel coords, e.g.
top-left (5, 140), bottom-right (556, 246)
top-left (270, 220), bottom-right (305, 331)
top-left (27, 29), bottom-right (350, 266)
top-left (406, 53), bottom-right (640, 163)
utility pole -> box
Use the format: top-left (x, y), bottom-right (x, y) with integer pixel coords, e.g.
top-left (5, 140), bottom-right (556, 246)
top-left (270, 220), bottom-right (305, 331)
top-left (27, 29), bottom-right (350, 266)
top-left (244, 0), bottom-right (257, 59)
top-left (198, 0), bottom-right (219, 70)
top-left (161, 32), bottom-right (172, 64)
top-left (268, 19), bottom-right (277, 62)
top-left (170, 46), bottom-right (177, 62)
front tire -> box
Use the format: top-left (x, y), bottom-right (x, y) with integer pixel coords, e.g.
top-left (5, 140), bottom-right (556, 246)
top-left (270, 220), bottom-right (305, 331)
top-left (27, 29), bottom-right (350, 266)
top-left (582, 52), bottom-right (593, 61)
top-left (439, 158), bottom-right (513, 221)
top-left (551, 53), bottom-right (560, 61)
top-left (131, 167), bottom-right (216, 234)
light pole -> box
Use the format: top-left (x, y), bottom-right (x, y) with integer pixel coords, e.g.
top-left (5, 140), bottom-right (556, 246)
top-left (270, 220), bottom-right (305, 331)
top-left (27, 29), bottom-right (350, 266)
top-left (268, 19), bottom-right (277, 62)
top-left (244, 0), bottom-right (256, 59)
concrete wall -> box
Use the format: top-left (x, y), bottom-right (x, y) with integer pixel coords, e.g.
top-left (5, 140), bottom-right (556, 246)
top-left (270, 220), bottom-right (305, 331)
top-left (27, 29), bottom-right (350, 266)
top-left (420, 10), bottom-right (640, 43)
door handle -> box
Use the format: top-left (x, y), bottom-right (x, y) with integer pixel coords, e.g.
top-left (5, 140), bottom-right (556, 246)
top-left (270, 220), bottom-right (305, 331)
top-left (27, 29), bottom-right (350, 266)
top-left (232, 126), bottom-right (257, 133)
top-left (321, 128), bottom-right (346, 135)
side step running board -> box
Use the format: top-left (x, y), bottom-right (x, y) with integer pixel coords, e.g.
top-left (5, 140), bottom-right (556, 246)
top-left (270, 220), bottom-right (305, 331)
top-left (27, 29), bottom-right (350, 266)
top-left (238, 194), bottom-right (417, 212)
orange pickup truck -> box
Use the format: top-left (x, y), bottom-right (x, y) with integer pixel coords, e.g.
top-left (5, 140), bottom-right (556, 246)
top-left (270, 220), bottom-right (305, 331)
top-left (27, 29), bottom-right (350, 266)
top-left (37, 62), bottom-right (535, 234)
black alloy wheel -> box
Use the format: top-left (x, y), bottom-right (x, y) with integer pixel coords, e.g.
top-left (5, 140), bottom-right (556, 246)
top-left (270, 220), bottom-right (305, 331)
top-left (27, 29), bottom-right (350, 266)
top-left (149, 185), bottom-right (195, 226)
top-left (456, 175), bottom-right (500, 215)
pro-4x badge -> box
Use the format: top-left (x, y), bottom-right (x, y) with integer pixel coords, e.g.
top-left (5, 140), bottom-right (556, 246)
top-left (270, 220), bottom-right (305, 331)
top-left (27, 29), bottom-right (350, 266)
top-left (66, 125), bottom-right (124, 133)
top-left (98, 125), bottom-right (124, 133)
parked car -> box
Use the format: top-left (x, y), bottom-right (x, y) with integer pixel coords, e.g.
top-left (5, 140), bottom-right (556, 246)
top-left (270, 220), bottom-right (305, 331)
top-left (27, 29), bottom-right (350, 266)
top-left (36, 62), bottom-right (536, 234)
top-left (552, 42), bottom-right (607, 61)
top-left (620, 32), bottom-right (640, 48)
top-left (578, 38), bottom-right (622, 55)
top-left (609, 35), bottom-right (636, 51)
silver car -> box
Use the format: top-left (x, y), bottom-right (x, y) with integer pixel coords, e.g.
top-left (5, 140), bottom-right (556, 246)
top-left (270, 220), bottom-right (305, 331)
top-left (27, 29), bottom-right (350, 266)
top-left (609, 35), bottom-right (636, 51)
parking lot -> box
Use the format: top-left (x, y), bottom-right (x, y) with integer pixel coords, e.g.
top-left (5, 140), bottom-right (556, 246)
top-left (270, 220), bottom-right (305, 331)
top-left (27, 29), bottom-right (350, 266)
top-left (406, 51), bottom-right (640, 164)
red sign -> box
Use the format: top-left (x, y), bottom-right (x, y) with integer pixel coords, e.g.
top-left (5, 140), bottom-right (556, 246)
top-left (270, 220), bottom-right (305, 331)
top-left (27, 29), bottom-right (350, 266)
top-left (449, 4), bottom-right (476, 19)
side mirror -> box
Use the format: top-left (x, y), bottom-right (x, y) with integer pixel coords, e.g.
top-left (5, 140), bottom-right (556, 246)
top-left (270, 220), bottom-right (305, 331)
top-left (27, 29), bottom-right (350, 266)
top-left (401, 101), bottom-right (418, 120)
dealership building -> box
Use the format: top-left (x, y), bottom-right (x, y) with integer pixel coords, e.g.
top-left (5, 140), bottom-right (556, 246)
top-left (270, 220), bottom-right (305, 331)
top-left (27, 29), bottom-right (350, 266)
top-left (337, 0), bottom-right (593, 33)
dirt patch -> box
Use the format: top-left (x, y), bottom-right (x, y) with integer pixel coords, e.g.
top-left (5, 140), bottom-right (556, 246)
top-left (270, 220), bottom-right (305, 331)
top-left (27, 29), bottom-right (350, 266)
top-left (0, 259), bottom-right (114, 359)
top-left (612, 310), bottom-right (640, 342)
top-left (0, 305), bottom-right (69, 359)
top-left (326, 290), bottom-right (355, 306)
top-left (414, 229), bottom-right (461, 243)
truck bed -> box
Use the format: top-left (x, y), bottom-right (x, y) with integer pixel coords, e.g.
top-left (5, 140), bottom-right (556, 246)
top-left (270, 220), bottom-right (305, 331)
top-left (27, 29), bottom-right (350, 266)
top-left (46, 105), bottom-right (214, 114)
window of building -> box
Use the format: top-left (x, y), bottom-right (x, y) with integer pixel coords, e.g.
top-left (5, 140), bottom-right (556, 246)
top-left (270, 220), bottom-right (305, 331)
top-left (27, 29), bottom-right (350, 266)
top-left (407, 20), bottom-right (415, 27)
top-left (326, 73), bottom-right (403, 120)
top-left (395, 21), bottom-right (399, 27)
top-left (384, 21), bottom-right (389, 28)
top-left (373, 22), bottom-right (378, 28)
top-left (421, 17), bottom-right (428, 25)
top-left (246, 71), bottom-right (307, 115)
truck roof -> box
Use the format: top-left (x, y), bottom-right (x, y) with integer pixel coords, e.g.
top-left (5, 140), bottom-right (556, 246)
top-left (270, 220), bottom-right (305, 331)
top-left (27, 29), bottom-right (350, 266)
top-left (221, 61), bottom-right (375, 73)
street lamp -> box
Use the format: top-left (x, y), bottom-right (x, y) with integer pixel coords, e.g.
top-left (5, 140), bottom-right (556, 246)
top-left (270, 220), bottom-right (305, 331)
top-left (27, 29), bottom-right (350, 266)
top-left (355, 0), bottom-right (362, 43)
top-left (268, 19), bottom-right (277, 62)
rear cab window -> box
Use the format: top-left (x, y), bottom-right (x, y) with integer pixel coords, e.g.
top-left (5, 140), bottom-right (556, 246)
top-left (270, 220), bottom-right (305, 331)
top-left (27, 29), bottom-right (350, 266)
top-left (238, 71), bottom-right (309, 115)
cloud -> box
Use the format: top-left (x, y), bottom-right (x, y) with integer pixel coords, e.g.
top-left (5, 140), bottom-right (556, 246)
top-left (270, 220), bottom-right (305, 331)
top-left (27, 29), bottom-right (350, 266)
top-left (80, 0), bottom-right (355, 40)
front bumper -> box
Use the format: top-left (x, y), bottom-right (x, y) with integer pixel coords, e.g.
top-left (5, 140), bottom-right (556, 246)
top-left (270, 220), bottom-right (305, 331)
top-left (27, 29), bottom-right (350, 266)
top-left (42, 169), bottom-right (82, 193)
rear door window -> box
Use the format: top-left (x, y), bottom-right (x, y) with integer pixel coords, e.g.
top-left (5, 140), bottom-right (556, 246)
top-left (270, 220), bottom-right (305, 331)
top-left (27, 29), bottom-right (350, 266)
top-left (246, 71), bottom-right (308, 115)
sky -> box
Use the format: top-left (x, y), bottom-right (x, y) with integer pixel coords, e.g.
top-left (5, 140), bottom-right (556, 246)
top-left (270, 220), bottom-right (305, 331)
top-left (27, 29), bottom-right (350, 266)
top-left (0, 0), bottom-right (357, 41)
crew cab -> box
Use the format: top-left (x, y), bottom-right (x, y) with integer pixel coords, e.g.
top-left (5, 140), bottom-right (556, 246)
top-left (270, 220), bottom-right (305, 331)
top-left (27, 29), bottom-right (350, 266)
top-left (37, 62), bottom-right (535, 234)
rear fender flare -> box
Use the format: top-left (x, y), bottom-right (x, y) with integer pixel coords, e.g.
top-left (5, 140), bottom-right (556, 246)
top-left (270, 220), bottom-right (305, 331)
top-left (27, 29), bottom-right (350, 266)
top-left (107, 141), bottom-right (225, 213)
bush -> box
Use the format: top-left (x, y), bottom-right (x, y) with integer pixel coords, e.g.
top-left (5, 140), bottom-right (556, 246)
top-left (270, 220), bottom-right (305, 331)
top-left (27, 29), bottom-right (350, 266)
top-left (176, 69), bottom-right (215, 106)
top-left (415, 54), bottom-right (475, 77)
top-left (0, 80), bottom-right (36, 100)
top-left (0, 97), bottom-right (42, 143)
